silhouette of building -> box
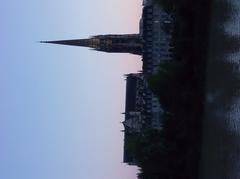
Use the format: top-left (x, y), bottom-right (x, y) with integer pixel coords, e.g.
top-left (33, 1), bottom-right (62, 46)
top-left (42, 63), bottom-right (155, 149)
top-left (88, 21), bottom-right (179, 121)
top-left (122, 0), bottom-right (173, 166)
top-left (41, 34), bottom-right (143, 55)
top-left (41, 0), bottom-right (174, 167)
top-left (123, 73), bottom-right (163, 133)
top-left (122, 74), bottom-right (163, 166)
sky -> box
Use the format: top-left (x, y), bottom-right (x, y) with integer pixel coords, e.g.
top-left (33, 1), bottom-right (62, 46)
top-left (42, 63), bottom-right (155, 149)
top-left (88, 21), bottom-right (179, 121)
top-left (0, 1), bottom-right (142, 179)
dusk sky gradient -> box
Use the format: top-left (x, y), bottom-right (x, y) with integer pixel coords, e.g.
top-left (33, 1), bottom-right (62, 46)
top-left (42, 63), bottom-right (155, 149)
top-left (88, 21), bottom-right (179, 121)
top-left (0, 0), bottom-right (142, 179)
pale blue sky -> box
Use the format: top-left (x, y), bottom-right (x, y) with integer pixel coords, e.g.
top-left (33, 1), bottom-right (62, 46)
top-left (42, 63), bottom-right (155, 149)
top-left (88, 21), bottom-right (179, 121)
top-left (0, 0), bottom-right (142, 179)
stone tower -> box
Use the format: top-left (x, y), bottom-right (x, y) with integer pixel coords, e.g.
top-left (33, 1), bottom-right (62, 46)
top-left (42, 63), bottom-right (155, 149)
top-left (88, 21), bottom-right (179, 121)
top-left (41, 34), bottom-right (143, 55)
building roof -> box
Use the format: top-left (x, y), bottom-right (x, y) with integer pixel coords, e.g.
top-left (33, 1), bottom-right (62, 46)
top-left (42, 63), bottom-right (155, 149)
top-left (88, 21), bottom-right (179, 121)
top-left (125, 75), bottom-right (137, 113)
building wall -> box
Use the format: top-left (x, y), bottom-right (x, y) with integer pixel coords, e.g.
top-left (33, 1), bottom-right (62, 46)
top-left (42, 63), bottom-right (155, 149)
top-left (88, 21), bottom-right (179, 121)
top-left (141, 2), bottom-right (173, 75)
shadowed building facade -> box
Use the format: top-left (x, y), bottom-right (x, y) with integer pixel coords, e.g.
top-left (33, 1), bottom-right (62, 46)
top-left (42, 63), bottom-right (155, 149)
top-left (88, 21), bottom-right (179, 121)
top-left (123, 73), bottom-right (163, 133)
top-left (122, 73), bottom-right (163, 166)
top-left (41, 34), bottom-right (143, 55)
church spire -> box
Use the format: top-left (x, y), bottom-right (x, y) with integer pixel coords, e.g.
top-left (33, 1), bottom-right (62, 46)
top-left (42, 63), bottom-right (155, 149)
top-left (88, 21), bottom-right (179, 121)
top-left (40, 38), bottom-right (100, 48)
top-left (41, 34), bottom-right (143, 55)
